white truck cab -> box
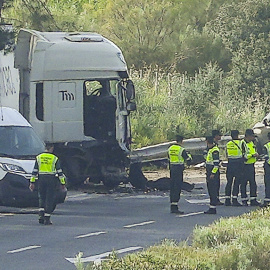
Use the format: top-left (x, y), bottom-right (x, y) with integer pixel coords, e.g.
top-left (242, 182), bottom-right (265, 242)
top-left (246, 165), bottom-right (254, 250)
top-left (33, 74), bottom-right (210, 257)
top-left (8, 29), bottom-right (136, 187)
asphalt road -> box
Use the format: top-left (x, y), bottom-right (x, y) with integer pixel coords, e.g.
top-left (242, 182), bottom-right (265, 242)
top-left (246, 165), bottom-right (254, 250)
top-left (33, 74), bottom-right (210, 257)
top-left (0, 176), bottom-right (265, 270)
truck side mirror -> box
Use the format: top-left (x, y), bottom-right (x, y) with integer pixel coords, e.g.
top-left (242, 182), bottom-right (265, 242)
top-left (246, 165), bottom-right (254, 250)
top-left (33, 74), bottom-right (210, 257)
top-left (127, 101), bottom-right (136, 112)
top-left (126, 80), bottom-right (135, 101)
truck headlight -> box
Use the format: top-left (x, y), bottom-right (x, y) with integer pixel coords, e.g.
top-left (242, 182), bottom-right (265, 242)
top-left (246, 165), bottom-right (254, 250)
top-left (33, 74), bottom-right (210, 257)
top-left (0, 163), bottom-right (26, 173)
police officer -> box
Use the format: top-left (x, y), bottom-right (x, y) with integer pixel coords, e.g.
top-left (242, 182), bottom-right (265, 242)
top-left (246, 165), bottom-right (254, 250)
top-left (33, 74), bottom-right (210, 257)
top-left (204, 136), bottom-right (220, 214)
top-left (262, 132), bottom-right (270, 207)
top-left (211, 130), bottom-right (223, 205)
top-left (240, 129), bottom-right (260, 206)
top-left (168, 135), bottom-right (192, 214)
top-left (29, 143), bottom-right (66, 225)
top-left (225, 130), bottom-right (243, 206)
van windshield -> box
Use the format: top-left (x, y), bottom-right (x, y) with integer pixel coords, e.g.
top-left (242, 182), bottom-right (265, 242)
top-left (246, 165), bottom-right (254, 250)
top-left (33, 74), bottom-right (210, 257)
top-left (0, 126), bottom-right (44, 158)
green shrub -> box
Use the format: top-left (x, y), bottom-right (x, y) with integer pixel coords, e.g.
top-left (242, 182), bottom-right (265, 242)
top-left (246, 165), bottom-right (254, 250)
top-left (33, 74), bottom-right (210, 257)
top-left (78, 208), bottom-right (270, 270)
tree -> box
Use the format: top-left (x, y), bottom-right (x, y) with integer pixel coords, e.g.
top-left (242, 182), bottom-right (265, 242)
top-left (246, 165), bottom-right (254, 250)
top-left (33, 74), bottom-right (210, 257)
top-left (210, 0), bottom-right (270, 97)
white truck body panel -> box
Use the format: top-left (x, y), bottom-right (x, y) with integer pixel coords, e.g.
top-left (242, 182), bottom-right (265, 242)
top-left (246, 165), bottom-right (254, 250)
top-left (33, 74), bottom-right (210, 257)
top-left (0, 51), bottom-right (19, 110)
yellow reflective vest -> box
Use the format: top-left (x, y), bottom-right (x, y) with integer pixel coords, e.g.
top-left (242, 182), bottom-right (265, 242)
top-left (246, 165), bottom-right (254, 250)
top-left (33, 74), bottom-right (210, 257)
top-left (226, 140), bottom-right (243, 159)
top-left (206, 145), bottom-right (220, 174)
top-left (168, 144), bottom-right (185, 165)
top-left (243, 140), bottom-right (257, 165)
top-left (30, 153), bottom-right (66, 184)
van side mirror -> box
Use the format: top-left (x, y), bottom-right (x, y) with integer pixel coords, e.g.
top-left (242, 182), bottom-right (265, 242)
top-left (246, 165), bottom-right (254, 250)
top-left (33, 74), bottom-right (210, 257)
top-left (127, 101), bottom-right (136, 112)
top-left (126, 80), bottom-right (135, 101)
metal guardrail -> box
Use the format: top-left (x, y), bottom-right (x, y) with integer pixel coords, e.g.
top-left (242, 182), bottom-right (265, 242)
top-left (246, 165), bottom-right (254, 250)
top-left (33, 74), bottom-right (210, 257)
top-left (130, 136), bottom-right (232, 163)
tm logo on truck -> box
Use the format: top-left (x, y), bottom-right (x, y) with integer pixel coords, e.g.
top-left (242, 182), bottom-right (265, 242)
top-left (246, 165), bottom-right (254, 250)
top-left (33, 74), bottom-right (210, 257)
top-left (59, 90), bottom-right (75, 101)
top-left (58, 82), bottom-right (76, 108)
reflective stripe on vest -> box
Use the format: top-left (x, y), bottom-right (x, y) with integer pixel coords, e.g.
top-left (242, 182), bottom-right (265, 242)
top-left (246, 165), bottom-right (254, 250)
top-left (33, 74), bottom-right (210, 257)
top-left (168, 145), bottom-right (184, 165)
top-left (36, 153), bottom-right (58, 174)
top-left (265, 142), bottom-right (270, 165)
top-left (245, 141), bottom-right (256, 164)
top-left (226, 140), bottom-right (242, 159)
top-left (206, 146), bottom-right (219, 166)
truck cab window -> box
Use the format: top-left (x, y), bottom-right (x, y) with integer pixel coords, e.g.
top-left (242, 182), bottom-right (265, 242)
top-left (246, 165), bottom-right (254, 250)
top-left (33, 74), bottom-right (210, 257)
top-left (36, 83), bottom-right (44, 121)
top-left (83, 80), bottom-right (117, 141)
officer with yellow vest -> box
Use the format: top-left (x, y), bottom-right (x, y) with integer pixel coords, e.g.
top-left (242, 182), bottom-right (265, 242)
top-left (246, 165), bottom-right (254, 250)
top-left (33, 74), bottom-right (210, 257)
top-left (262, 132), bottom-right (270, 207)
top-left (240, 129), bottom-right (260, 206)
top-left (225, 130), bottom-right (243, 206)
top-left (29, 143), bottom-right (66, 225)
top-left (204, 136), bottom-right (220, 214)
top-left (168, 135), bottom-right (192, 214)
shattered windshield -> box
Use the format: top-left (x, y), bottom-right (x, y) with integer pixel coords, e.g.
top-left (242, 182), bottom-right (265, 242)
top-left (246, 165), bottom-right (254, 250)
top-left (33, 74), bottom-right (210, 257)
top-left (0, 126), bottom-right (44, 158)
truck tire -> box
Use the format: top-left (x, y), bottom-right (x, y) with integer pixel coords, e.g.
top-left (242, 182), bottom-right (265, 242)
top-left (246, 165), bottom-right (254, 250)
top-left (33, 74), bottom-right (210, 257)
top-left (128, 163), bottom-right (147, 189)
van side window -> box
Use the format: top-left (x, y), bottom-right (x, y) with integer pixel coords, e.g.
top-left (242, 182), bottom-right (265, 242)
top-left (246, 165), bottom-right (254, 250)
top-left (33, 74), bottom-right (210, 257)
top-left (36, 83), bottom-right (44, 121)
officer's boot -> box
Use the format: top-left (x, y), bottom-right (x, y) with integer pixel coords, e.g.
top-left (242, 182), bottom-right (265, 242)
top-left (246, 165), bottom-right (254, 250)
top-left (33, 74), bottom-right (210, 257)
top-left (170, 204), bottom-right (184, 214)
top-left (38, 209), bottom-right (45, 224)
top-left (250, 199), bottom-right (261, 206)
top-left (204, 207), bottom-right (216, 214)
top-left (261, 200), bottom-right (270, 208)
top-left (225, 198), bottom-right (231, 206)
top-left (232, 198), bottom-right (242, 207)
top-left (242, 199), bottom-right (248, 206)
top-left (44, 215), bottom-right (52, 225)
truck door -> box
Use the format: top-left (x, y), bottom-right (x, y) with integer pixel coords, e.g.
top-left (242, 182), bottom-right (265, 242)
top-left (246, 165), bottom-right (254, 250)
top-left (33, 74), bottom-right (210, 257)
top-left (116, 81), bottom-right (130, 151)
top-left (51, 81), bottom-right (82, 142)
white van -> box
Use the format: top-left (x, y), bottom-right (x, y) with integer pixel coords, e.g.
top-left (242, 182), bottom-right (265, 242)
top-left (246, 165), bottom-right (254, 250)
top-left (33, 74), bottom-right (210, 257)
top-left (0, 107), bottom-right (66, 206)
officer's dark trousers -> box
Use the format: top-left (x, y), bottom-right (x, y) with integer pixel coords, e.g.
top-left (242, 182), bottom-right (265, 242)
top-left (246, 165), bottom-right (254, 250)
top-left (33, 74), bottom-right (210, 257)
top-left (264, 163), bottom-right (270, 200)
top-left (216, 171), bottom-right (221, 198)
top-left (241, 164), bottom-right (257, 200)
top-left (38, 175), bottom-right (58, 215)
top-left (225, 160), bottom-right (243, 198)
top-left (206, 166), bottom-right (218, 207)
top-left (170, 164), bottom-right (184, 203)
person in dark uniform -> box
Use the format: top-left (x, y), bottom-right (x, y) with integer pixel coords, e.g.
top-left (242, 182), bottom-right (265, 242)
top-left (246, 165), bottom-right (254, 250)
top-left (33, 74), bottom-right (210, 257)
top-left (204, 136), bottom-right (220, 214)
top-left (168, 135), bottom-right (192, 214)
top-left (225, 130), bottom-right (243, 206)
top-left (240, 129), bottom-right (260, 206)
top-left (262, 132), bottom-right (270, 207)
top-left (29, 143), bottom-right (66, 225)
top-left (211, 129), bottom-right (223, 205)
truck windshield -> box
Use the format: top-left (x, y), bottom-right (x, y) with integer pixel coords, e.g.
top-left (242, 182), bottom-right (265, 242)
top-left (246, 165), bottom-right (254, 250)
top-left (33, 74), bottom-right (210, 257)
top-left (0, 126), bottom-right (44, 157)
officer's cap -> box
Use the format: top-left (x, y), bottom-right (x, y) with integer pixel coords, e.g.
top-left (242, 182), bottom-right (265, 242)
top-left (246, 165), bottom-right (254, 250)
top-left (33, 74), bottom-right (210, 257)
top-left (245, 129), bottom-right (255, 137)
top-left (231, 130), bottom-right (239, 137)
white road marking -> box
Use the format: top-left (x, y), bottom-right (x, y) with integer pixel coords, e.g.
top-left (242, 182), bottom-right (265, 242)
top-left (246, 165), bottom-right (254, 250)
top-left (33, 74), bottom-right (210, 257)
top-left (186, 198), bottom-right (209, 204)
top-left (66, 193), bottom-right (102, 201)
top-left (75, 231), bottom-right (107, 239)
top-left (0, 213), bottom-right (14, 217)
top-left (7, 245), bottom-right (41, 254)
top-left (66, 246), bottom-right (143, 264)
top-left (124, 220), bottom-right (155, 228)
top-left (177, 211), bottom-right (204, 218)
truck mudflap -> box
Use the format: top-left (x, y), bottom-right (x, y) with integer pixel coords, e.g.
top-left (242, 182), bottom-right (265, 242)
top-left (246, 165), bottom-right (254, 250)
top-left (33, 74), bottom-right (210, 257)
top-left (0, 172), bottom-right (67, 207)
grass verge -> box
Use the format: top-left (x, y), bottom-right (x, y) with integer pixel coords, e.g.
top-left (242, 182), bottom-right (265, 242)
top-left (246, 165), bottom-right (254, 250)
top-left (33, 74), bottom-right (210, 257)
top-left (76, 208), bottom-right (270, 270)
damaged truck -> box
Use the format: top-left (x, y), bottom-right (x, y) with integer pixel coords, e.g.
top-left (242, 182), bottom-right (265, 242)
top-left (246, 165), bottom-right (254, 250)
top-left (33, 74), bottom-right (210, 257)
top-left (1, 28), bottom-right (137, 188)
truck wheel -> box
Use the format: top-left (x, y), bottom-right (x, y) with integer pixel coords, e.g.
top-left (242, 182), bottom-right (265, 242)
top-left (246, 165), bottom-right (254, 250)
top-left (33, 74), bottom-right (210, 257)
top-left (128, 163), bottom-right (147, 189)
top-left (102, 178), bottom-right (120, 189)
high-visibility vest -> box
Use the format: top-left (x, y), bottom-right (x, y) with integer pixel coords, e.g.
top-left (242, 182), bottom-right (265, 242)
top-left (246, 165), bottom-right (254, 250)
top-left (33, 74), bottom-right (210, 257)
top-left (264, 142), bottom-right (270, 165)
top-left (244, 141), bottom-right (257, 164)
top-left (36, 153), bottom-right (59, 174)
top-left (206, 145), bottom-right (220, 173)
top-left (226, 140), bottom-right (242, 159)
top-left (206, 145), bottom-right (219, 165)
top-left (168, 144), bottom-right (185, 165)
